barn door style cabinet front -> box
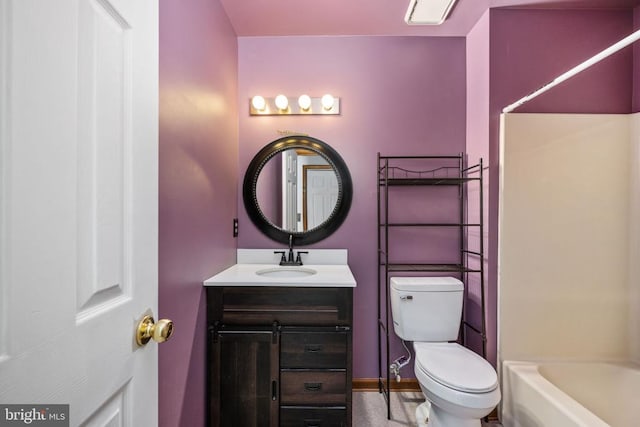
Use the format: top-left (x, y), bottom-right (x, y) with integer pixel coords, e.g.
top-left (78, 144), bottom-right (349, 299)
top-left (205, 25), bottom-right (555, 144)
top-left (207, 286), bottom-right (353, 427)
top-left (210, 326), bottom-right (280, 426)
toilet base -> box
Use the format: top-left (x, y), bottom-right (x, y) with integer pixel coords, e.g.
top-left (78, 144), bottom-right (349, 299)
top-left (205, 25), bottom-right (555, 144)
top-left (416, 402), bottom-right (430, 427)
top-left (426, 402), bottom-right (482, 427)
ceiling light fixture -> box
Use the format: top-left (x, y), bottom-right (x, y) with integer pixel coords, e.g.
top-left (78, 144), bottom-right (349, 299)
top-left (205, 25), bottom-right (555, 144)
top-left (405, 0), bottom-right (457, 25)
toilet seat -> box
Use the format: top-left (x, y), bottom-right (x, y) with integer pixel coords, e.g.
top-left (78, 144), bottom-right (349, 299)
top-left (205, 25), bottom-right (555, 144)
top-left (414, 342), bottom-right (498, 393)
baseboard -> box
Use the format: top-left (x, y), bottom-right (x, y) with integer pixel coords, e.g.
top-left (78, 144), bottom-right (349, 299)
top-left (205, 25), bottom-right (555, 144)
top-left (352, 378), bottom-right (420, 392)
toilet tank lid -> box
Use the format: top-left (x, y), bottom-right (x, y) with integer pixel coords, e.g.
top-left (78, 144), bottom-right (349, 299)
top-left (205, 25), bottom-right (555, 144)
top-left (390, 276), bottom-right (463, 292)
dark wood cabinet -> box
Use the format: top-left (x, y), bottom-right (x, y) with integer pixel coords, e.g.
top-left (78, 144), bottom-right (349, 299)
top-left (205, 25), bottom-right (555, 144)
top-left (279, 407), bottom-right (347, 427)
top-left (211, 329), bottom-right (279, 427)
top-left (207, 287), bottom-right (353, 427)
top-left (280, 329), bottom-right (348, 369)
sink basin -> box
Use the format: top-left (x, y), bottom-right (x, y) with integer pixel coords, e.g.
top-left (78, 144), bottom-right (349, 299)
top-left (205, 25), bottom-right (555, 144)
top-left (255, 267), bottom-right (317, 278)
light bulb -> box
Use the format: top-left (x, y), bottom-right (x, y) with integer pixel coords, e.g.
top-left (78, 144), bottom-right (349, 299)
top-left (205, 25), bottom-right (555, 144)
top-left (321, 94), bottom-right (335, 111)
top-left (298, 94), bottom-right (312, 111)
top-left (251, 95), bottom-right (266, 111)
top-left (275, 94), bottom-right (289, 111)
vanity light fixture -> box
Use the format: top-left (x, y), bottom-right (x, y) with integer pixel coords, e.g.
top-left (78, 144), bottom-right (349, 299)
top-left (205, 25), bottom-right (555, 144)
top-left (275, 94), bottom-right (289, 111)
top-left (251, 95), bottom-right (266, 112)
top-left (298, 94), bottom-right (312, 111)
top-left (321, 94), bottom-right (335, 111)
top-left (249, 94), bottom-right (341, 116)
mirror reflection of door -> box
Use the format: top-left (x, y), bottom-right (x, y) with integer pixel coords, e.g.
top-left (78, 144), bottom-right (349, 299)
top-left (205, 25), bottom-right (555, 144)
top-left (303, 165), bottom-right (339, 230)
top-left (282, 149), bottom-right (338, 232)
top-left (283, 149), bottom-right (298, 232)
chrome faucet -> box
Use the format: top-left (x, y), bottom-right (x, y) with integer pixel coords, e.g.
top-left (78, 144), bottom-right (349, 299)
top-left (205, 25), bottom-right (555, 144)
top-left (274, 235), bottom-right (307, 266)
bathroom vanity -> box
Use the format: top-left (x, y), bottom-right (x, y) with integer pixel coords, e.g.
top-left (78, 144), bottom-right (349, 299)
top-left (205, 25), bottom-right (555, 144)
top-left (207, 136), bottom-right (356, 426)
top-left (204, 250), bottom-right (356, 427)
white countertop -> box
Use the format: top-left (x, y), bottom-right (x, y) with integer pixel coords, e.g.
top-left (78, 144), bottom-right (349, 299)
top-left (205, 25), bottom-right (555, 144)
top-left (203, 249), bottom-right (357, 288)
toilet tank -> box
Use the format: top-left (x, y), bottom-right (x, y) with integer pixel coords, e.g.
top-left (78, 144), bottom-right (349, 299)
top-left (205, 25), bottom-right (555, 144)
top-left (390, 276), bottom-right (463, 342)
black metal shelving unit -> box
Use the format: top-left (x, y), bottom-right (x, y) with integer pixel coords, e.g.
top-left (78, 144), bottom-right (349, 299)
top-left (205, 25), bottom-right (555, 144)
top-left (376, 154), bottom-right (486, 420)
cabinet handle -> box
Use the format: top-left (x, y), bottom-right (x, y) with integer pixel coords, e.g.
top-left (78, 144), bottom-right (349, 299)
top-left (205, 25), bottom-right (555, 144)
top-left (271, 380), bottom-right (277, 401)
top-left (304, 420), bottom-right (321, 427)
top-left (304, 382), bottom-right (322, 392)
top-left (304, 344), bottom-right (323, 353)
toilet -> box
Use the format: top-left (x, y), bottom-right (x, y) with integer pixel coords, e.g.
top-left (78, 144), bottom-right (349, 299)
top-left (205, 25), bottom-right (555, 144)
top-left (390, 276), bottom-right (501, 427)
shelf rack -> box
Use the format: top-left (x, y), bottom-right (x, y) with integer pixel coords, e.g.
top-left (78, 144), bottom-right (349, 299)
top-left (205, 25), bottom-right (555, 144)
top-left (376, 154), bottom-right (486, 420)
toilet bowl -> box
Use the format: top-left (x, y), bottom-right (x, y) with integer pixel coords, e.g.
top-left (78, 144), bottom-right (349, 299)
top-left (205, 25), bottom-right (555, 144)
top-left (413, 342), bottom-right (500, 427)
top-left (389, 276), bottom-right (501, 427)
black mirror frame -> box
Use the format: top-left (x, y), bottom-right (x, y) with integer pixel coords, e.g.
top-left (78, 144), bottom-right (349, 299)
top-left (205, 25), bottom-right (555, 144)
top-left (243, 135), bottom-right (352, 246)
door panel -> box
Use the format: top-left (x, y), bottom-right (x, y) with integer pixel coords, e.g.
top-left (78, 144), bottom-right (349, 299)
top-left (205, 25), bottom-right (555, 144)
top-left (77, 0), bottom-right (133, 316)
top-left (0, 0), bottom-right (158, 425)
top-left (81, 383), bottom-right (130, 426)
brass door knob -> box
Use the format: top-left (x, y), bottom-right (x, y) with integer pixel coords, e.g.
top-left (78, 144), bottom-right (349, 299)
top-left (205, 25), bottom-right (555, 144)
top-left (136, 315), bottom-right (174, 346)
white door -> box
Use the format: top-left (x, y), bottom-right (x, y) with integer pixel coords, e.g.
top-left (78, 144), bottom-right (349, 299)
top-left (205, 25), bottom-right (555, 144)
top-left (0, 0), bottom-right (160, 426)
top-left (304, 167), bottom-right (338, 230)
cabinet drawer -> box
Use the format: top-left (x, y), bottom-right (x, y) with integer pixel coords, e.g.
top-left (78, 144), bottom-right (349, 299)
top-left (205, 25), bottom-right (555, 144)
top-left (280, 407), bottom-right (346, 427)
top-left (280, 371), bottom-right (346, 405)
top-left (208, 287), bottom-right (352, 326)
top-left (281, 331), bottom-right (347, 369)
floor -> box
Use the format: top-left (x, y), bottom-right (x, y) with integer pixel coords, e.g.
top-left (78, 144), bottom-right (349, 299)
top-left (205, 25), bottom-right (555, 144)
top-left (353, 391), bottom-right (503, 426)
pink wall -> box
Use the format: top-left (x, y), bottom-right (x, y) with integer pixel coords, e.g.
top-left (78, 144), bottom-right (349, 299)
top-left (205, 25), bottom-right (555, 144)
top-left (237, 36), bottom-right (467, 378)
top-left (635, 6), bottom-right (640, 112)
top-left (485, 8), bottom-right (634, 368)
top-left (159, 0), bottom-right (238, 425)
top-left (490, 9), bottom-right (633, 115)
top-left (465, 10), bottom-right (492, 363)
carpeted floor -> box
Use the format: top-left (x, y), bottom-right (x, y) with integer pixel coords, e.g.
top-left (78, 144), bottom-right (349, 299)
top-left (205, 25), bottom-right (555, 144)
top-left (353, 391), bottom-right (503, 426)
top-left (353, 391), bottom-right (423, 426)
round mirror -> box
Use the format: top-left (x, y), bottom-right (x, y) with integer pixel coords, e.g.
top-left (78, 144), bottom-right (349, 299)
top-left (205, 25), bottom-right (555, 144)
top-left (243, 135), bottom-right (352, 245)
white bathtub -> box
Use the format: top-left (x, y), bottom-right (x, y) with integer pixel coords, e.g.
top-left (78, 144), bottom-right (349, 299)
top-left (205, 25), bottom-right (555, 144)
top-left (501, 361), bottom-right (640, 427)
